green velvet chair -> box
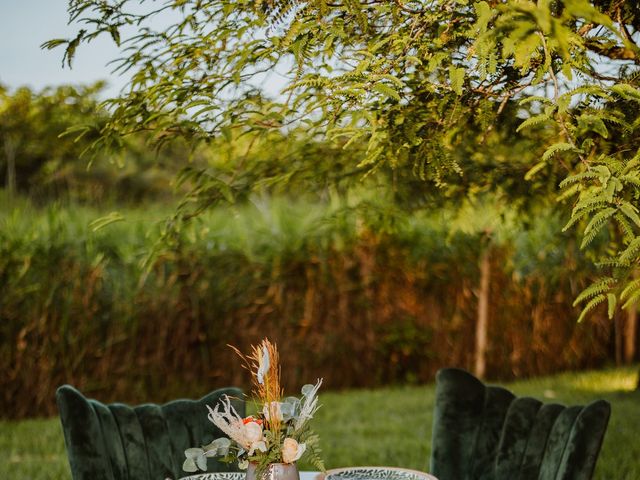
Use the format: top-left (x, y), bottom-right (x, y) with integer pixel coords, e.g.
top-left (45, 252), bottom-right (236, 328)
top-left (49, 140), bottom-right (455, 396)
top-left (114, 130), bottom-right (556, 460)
top-left (56, 385), bottom-right (245, 480)
top-left (430, 368), bottom-right (611, 480)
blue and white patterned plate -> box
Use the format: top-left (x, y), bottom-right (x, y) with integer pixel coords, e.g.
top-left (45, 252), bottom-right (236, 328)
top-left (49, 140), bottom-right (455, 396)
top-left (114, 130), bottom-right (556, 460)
top-left (325, 467), bottom-right (437, 480)
top-left (180, 471), bottom-right (321, 480)
top-left (180, 468), bottom-right (436, 480)
top-left (180, 474), bottom-right (244, 480)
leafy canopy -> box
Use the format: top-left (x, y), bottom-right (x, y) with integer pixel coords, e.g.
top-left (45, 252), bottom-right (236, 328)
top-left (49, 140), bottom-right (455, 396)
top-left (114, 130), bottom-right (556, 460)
top-left (48, 0), bottom-right (640, 320)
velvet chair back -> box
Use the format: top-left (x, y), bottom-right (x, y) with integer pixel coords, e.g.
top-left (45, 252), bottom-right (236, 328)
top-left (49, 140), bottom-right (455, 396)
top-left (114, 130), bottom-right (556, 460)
top-left (57, 385), bottom-right (245, 480)
top-left (430, 368), bottom-right (610, 480)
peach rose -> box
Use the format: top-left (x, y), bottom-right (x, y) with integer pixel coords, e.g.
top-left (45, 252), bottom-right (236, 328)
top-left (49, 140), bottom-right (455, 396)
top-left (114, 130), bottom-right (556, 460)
top-left (281, 438), bottom-right (306, 464)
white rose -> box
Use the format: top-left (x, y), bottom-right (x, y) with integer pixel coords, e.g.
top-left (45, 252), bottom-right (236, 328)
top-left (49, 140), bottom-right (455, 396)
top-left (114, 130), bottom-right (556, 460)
top-left (281, 438), bottom-right (306, 464)
top-left (243, 421), bottom-right (264, 445)
top-left (263, 401), bottom-right (283, 422)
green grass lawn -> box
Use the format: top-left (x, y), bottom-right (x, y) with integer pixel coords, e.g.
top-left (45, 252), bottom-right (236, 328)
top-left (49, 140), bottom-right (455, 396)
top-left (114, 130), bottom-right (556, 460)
top-left (2, 366), bottom-right (639, 479)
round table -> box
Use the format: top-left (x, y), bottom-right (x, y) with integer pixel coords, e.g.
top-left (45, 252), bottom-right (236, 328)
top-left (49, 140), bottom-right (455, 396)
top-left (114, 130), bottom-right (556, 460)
top-left (180, 472), bottom-right (321, 480)
top-left (181, 467), bottom-right (437, 480)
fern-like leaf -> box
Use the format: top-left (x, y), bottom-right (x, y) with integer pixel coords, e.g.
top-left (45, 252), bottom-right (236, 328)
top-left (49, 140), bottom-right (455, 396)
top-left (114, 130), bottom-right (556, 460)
top-left (621, 174), bottom-right (640, 188)
top-left (516, 113), bottom-right (551, 132)
top-left (559, 170), bottom-right (598, 189)
top-left (619, 236), bottom-right (640, 266)
top-left (572, 193), bottom-right (609, 215)
top-left (518, 95), bottom-right (554, 106)
top-left (573, 277), bottom-right (615, 306)
top-left (580, 207), bottom-right (615, 249)
top-left (620, 278), bottom-right (640, 301)
top-left (620, 202), bottom-right (640, 228)
top-left (607, 293), bottom-right (617, 319)
top-left (542, 142), bottom-right (576, 162)
top-left (372, 83), bottom-right (401, 102)
top-left (615, 213), bottom-right (635, 243)
top-left (622, 288), bottom-right (640, 310)
top-left (610, 83), bottom-right (640, 103)
top-left (524, 161), bottom-right (546, 181)
top-left (577, 294), bottom-right (607, 323)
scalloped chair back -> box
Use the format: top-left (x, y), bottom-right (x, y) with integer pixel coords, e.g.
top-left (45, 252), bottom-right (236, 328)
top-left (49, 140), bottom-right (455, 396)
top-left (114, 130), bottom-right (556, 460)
top-left (56, 385), bottom-right (245, 480)
top-left (430, 368), bottom-right (610, 480)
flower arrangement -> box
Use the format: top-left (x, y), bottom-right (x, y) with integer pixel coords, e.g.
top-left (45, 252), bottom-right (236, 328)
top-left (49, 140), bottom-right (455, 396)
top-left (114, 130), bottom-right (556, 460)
top-left (183, 339), bottom-right (325, 475)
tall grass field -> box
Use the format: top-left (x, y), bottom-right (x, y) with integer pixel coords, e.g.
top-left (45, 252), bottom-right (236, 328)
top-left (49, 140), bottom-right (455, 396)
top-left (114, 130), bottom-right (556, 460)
top-left (1, 367), bottom-right (639, 480)
top-left (0, 197), bottom-right (619, 419)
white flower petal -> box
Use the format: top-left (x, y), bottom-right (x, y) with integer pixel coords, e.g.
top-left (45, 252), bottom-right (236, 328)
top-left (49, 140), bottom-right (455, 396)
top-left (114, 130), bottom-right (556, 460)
top-left (294, 442), bottom-right (306, 462)
top-left (257, 345), bottom-right (270, 384)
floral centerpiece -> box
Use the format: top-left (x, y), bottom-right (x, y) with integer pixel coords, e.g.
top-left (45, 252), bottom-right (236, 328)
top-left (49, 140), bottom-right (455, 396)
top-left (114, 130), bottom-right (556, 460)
top-left (183, 339), bottom-right (325, 478)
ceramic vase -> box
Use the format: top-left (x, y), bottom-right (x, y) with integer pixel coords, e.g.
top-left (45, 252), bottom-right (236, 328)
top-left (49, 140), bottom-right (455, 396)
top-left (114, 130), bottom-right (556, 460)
top-left (246, 462), bottom-right (300, 480)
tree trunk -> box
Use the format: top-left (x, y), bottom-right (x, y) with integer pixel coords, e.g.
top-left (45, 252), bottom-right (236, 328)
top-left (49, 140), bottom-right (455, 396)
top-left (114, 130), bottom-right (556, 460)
top-left (4, 136), bottom-right (17, 197)
top-left (615, 312), bottom-right (623, 366)
top-left (625, 303), bottom-right (637, 364)
top-left (474, 248), bottom-right (491, 379)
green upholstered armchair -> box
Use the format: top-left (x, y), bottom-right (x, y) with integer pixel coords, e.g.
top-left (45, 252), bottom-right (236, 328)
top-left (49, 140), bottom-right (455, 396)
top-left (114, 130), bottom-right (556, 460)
top-left (430, 368), bottom-right (610, 480)
top-left (56, 385), bottom-right (245, 480)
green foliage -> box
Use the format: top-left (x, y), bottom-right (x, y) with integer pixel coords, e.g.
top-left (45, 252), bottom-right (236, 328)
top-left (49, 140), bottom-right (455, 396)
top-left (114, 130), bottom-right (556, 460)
top-left (47, 0), bottom-right (640, 322)
top-left (0, 194), bottom-right (613, 419)
top-left (0, 83), bottom-right (106, 199)
top-left (538, 81), bottom-right (640, 319)
top-left (0, 83), bottom-right (194, 203)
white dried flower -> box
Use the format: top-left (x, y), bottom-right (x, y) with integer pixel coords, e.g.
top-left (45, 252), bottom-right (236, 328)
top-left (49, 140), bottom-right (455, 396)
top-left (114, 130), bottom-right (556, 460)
top-left (207, 396), bottom-right (251, 448)
top-left (294, 379), bottom-right (322, 431)
top-left (257, 345), bottom-right (270, 385)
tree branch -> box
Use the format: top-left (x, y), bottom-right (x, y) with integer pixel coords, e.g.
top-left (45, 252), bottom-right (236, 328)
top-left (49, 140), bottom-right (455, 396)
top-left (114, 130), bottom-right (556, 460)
top-left (586, 41), bottom-right (639, 64)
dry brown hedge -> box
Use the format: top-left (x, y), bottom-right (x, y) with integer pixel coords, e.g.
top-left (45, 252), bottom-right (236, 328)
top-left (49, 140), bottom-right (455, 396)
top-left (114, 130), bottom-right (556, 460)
top-left (0, 229), bottom-right (613, 419)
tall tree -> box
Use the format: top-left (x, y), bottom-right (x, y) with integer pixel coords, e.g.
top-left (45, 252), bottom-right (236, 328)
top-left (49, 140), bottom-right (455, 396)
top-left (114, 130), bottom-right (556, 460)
top-left (47, 0), bottom-right (640, 325)
top-left (0, 84), bottom-right (108, 200)
top-left (0, 83), bottom-right (204, 203)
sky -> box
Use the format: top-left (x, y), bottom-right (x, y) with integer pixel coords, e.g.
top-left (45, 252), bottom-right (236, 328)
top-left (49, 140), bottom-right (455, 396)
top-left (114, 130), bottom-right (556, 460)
top-left (1, 0), bottom-right (142, 97)
top-left (0, 0), bottom-right (289, 99)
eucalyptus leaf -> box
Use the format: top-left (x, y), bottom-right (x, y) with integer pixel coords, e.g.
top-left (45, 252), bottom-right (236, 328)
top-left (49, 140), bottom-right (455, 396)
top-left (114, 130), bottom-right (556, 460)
top-left (196, 453), bottom-right (208, 471)
top-left (301, 384), bottom-right (315, 397)
top-left (183, 448), bottom-right (207, 473)
top-left (183, 457), bottom-right (198, 473)
top-left (203, 437), bottom-right (232, 457)
top-left (280, 401), bottom-right (297, 421)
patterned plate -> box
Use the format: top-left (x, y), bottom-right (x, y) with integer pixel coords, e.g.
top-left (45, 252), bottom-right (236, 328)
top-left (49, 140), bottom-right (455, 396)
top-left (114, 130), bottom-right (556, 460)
top-left (325, 467), bottom-right (437, 480)
top-left (180, 472), bottom-right (321, 480)
top-left (180, 468), bottom-right (436, 480)
top-left (180, 474), bottom-right (244, 480)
